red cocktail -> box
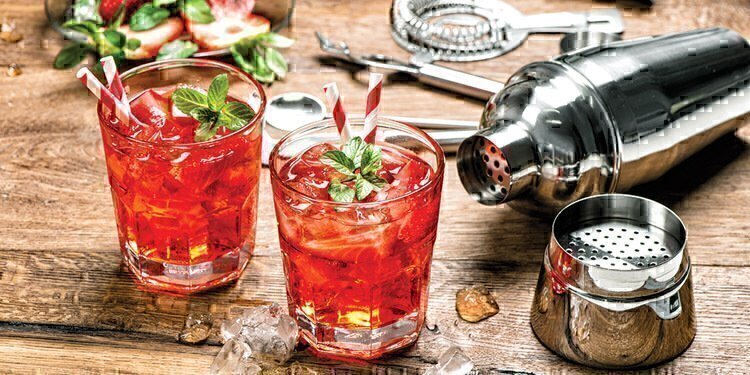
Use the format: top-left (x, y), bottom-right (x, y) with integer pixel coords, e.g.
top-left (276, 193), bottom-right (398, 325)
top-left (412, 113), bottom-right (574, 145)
top-left (270, 119), bottom-right (445, 359)
top-left (97, 59), bottom-right (265, 293)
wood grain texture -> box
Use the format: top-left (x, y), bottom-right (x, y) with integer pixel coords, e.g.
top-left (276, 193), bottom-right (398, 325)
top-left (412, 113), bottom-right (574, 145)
top-left (1, 0), bottom-right (750, 373)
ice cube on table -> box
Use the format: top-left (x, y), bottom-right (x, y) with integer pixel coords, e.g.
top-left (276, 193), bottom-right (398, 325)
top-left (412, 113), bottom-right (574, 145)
top-left (217, 303), bottom-right (300, 367)
top-left (210, 339), bottom-right (253, 375)
top-left (221, 316), bottom-right (244, 341)
top-left (425, 346), bottom-right (474, 375)
top-left (238, 303), bottom-right (299, 366)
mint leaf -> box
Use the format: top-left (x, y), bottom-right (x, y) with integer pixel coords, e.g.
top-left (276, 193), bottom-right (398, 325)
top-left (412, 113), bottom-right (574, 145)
top-left (251, 51), bottom-right (275, 83)
top-left (61, 20), bottom-right (99, 37)
top-left (173, 75), bottom-right (255, 141)
top-left (218, 102), bottom-right (255, 130)
top-left (157, 40), bottom-right (198, 60)
top-left (230, 43), bottom-right (255, 73)
top-left (264, 47), bottom-right (288, 79)
top-left (328, 179), bottom-right (355, 203)
top-left (154, 0), bottom-right (178, 6)
top-left (258, 33), bottom-right (295, 49)
top-left (207, 73), bottom-right (228, 111)
top-left (183, 0), bottom-right (215, 24)
top-left (190, 107), bottom-right (217, 124)
top-left (54, 43), bottom-right (95, 69)
top-left (231, 33), bottom-right (294, 84)
top-left (102, 29), bottom-right (126, 48)
top-left (320, 150), bottom-right (356, 176)
top-left (125, 38), bottom-right (141, 50)
top-left (354, 174), bottom-right (375, 200)
top-left (362, 173), bottom-right (387, 188)
top-left (318, 137), bottom-right (389, 202)
top-left (360, 145), bottom-right (382, 175)
top-left (129, 4), bottom-right (170, 31)
top-left (343, 137), bottom-right (368, 168)
top-left (194, 121), bottom-right (218, 142)
top-left (172, 88), bottom-right (209, 114)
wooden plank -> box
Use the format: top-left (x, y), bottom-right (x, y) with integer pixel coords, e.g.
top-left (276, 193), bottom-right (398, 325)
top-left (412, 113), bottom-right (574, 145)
top-left (1, 245), bottom-right (749, 373)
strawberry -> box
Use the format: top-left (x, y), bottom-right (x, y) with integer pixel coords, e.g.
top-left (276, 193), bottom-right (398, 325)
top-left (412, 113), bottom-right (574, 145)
top-left (186, 13), bottom-right (269, 50)
top-left (208, 0), bottom-right (256, 18)
top-left (99, 0), bottom-right (147, 23)
top-left (119, 17), bottom-right (184, 59)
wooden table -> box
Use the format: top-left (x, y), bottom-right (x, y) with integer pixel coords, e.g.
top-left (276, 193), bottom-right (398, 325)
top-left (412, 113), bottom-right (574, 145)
top-left (2, 0), bottom-right (749, 373)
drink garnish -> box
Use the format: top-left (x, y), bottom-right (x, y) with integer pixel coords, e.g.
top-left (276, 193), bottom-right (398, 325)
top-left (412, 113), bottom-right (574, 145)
top-left (171, 73), bottom-right (255, 142)
top-left (319, 137), bottom-right (388, 202)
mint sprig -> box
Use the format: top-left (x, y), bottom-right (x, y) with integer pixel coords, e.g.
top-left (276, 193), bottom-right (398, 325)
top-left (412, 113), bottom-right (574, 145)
top-left (53, 19), bottom-right (141, 69)
top-left (319, 137), bottom-right (387, 202)
top-left (230, 32), bottom-right (295, 84)
top-left (171, 74), bottom-right (256, 142)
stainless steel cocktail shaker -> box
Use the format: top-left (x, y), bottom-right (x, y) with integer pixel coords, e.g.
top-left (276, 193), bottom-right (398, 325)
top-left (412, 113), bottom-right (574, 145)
top-left (531, 194), bottom-right (695, 369)
top-left (457, 28), bottom-right (750, 215)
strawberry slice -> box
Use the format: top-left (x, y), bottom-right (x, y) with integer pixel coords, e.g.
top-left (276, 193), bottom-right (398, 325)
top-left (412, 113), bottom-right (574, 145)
top-left (99, 0), bottom-right (146, 23)
top-left (186, 14), bottom-right (269, 50)
top-left (119, 17), bottom-right (184, 59)
top-left (208, 0), bottom-right (256, 18)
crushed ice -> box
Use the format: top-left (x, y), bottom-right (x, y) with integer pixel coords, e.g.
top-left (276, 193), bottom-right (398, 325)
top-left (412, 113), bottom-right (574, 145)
top-left (211, 303), bottom-right (299, 374)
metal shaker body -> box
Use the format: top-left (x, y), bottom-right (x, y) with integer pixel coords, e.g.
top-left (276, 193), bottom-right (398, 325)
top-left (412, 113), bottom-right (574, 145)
top-left (530, 194), bottom-right (696, 369)
top-left (457, 28), bottom-right (750, 215)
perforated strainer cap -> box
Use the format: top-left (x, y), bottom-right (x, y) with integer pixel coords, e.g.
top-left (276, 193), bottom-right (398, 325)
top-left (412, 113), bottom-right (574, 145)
top-left (457, 124), bottom-right (536, 205)
top-left (547, 194), bottom-right (690, 298)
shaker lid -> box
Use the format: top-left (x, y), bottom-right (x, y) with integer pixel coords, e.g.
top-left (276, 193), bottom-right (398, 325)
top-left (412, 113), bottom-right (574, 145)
top-left (547, 194), bottom-right (689, 300)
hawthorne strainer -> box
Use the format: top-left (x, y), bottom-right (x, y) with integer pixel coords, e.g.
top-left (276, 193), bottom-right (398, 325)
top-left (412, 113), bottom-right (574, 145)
top-left (390, 0), bottom-right (624, 62)
top-left (530, 194), bottom-right (696, 369)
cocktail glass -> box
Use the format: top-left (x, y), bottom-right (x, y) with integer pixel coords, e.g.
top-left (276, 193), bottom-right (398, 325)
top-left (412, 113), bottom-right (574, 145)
top-left (269, 118), bottom-right (445, 359)
top-left (97, 59), bottom-right (265, 294)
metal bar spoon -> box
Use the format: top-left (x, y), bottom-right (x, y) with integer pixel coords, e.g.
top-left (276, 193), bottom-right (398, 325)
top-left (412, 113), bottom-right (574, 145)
top-left (261, 92), bottom-right (478, 164)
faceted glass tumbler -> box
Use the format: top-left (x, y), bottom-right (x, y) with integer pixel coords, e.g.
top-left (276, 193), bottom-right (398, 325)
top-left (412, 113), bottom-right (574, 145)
top-left (97, 59), bottom-right (265, 293)
top-left (269, 119), bottom-right (445, 359)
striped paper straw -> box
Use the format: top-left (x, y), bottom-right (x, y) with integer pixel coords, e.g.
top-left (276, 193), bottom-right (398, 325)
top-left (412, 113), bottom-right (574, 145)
top-left (76, 67), bottom-right (137, 128)
top-left (323, 82), bottom-right (352, 144)
top-left (363, 73), bottom-right (383, 144)
top-left (100, 56), bottom-right (129, 108)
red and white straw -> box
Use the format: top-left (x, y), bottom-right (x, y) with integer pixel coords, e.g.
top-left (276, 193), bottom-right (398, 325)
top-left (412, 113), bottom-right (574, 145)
top-left (363, 73), bottom-right (383, 143)
top-left (76, 67), bottom-right (137, 127)
top-left (323, 82), bottom-right (352, 143)
top-left (100, 56), bottom-right (129, 109)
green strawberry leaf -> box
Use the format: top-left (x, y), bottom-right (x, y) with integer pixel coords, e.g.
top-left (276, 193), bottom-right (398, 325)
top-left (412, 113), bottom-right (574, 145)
top-left (328, 179), bottom-right (356, 203)
top-left (207, 73), bottom-right (228, 111)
